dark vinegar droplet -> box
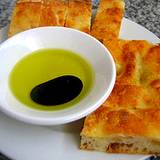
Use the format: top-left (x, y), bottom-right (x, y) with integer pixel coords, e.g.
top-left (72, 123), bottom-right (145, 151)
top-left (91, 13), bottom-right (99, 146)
top-left (30, 75), bottom-right (83, 105)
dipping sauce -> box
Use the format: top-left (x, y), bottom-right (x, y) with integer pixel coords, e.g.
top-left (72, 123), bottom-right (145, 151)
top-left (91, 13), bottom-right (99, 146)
top-left (30, 75), bottom-right (83, 106)
top-left (9, 49), bottom-right (94, 111)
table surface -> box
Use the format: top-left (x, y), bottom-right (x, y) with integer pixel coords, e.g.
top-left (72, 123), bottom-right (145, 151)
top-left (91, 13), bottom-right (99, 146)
top-left (0, 0), bottom-right (160, 160)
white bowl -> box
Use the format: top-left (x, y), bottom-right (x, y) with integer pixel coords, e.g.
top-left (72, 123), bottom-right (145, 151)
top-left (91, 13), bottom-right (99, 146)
top-left (0, 27), bottom-right (116, 125)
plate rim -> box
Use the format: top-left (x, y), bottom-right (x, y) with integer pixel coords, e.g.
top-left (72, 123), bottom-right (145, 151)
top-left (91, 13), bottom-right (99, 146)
top-left (0, 18), bottom-right (159, 160)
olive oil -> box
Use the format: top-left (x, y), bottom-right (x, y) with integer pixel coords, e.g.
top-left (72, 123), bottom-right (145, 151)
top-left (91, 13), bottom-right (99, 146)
top-left (9, 49), bottom-right (94, 111)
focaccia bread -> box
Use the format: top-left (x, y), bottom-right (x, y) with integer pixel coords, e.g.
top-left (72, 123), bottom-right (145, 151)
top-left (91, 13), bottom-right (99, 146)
top-left (9, 0), bottom-right (69, 37)
top-left (104, 39), bottom-right (153, 85)
top-left (81, 98), bottom-right (160, 154)
top-left (81, 40), bottom-right (160, 154)
top-left (81, 84), bottom-right (160, 154)
top-left (65, 0), bottom-right (92, 33)
top-left (91, 0), bottom-right (125, 41)
top-left (81, 0), bottom-right (160, 153)
top-left (8, 0), bottom-right (43, 37)
top-left (9, 0), bottom-right (92, 36)
top-left (17, 0), bottom-right (42, 2)
top-left (39, 0), bottom-right (68, 27)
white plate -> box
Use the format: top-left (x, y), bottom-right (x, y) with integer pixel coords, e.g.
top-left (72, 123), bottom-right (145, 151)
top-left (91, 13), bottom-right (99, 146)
top-left (0, 18), bottom-right (159, 160)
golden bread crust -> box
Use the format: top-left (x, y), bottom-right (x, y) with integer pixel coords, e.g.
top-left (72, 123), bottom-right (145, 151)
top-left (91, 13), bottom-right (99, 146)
top-left (81, 41), bottom-right (160, 132)
top-left (9, 0), bottom-right (91, 36)
top-left (91, 0), bottom-right (125, 41)
top-left (39, 0), bottom-right (68, 27)
top-left (65, 0), bottom-right (92, 33)
top-left (8, 1), bottom-right (42, 37)
top-left (9, 0), bottom-right (68, 36)
top-left (17, 0), bottom-right (42, 3)
top-left (81, 106), bottom-right (160, 142)
top-left (81, 84), bottom-right (145, 137)
top-left (103, 39), bottom-right (154, 85)
top-left (81, 85), bottom-right (160, 139)
top-left (81, 40), bottom-right (160, 154)
top-left (81, 40), bottom-right (160, 153)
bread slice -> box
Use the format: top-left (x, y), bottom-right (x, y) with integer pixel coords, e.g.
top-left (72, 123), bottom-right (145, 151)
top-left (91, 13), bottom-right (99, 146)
top-left (9, 0), bottom-right (91, 36)
top-left (80, 41), bottom-right (160, 154)
top-left (39, 0), bottom-right (68, 27)
top-left (83, 3), bottom-right (160, 154)
top-left (65, 0), bottom-right (92, 33)
top-left (17, 0), bottom-right (42, 2)
top-left (8, 0), bottom-right (68, 37)
top-left (8, 0), bottom-right (43, 37)
top-left (104, 39), bottom-right (153, 85)
top-left (81, 83), bottom-right (160, 154)
top-left (91, 0), bottom-right (125, 41)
